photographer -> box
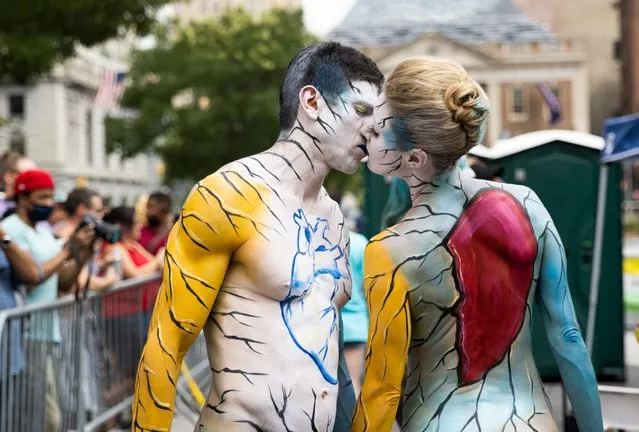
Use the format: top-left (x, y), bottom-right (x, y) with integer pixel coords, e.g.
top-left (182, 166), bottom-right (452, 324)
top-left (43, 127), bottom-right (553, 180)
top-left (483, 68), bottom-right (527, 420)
top-left (55, 187), bottom-right (121, 293)
top-left (0, 169), bottom-right (95, 432)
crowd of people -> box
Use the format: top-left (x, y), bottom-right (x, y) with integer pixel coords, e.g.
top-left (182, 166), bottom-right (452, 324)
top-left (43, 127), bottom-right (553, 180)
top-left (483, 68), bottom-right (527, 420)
top-left (0, 150), bottom-right (175, 431)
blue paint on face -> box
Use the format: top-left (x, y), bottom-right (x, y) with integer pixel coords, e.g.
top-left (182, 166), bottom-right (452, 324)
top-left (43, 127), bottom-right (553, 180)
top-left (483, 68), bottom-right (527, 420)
top-left (312, 63), bottom-right (348, 103)
top-left (282, 209), bottom-right (350, 384)
top-left (390, 116), bottom-right (415, 151)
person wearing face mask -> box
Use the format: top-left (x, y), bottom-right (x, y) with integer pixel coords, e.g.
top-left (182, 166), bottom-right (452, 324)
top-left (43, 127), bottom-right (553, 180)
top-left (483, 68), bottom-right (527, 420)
top-left (137, 191), bottom-right (172, 256)
top-left (0, 169), bottom-right (96, 432)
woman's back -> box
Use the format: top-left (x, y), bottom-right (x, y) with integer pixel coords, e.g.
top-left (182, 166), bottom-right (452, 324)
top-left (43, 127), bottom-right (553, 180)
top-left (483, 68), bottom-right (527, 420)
top-left (362, 168), bottom-right (558, 431)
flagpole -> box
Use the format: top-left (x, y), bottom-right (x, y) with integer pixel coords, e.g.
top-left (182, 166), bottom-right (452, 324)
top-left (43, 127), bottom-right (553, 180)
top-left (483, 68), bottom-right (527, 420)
top-left (586, 162), bottom-right (608, 355)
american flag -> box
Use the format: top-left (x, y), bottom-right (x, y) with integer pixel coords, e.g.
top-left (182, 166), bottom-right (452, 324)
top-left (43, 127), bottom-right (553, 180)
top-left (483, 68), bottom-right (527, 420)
top-left (94, 70), bottom-right (127, 107)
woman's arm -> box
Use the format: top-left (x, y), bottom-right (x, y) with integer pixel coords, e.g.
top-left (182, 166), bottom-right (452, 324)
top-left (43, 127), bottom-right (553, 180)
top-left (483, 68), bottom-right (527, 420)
top-left (352, 240), bottom-right (411, 432)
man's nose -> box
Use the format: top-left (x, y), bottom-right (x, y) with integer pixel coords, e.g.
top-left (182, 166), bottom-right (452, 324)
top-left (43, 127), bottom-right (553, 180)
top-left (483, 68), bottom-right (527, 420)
top-left (359, 123), bottom-right (373, 142)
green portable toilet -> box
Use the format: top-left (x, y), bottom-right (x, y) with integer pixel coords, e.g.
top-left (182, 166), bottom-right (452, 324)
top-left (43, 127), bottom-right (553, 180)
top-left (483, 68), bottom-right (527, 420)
top-left (364, 130), bottom-right (625, 381)
top-left (470, 130), bottom-right (625, 381)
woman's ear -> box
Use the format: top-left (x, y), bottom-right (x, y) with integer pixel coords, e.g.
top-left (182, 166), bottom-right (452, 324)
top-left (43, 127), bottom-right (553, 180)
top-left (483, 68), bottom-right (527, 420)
top-left (298, 85), bottom-right (321, 121)
top-left (405, 148), bottom-right (429, 170)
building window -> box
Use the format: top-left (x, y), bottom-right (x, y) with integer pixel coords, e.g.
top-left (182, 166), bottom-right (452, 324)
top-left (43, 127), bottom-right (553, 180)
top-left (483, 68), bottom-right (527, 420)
top-left (508, 86), bottom-right (529, 121)
top-left (9, 129), bottom-right (25, 154)
top-left (8, 95), bottom-right (25, 118)
top-left (86, 110), bottom-right (93, 165)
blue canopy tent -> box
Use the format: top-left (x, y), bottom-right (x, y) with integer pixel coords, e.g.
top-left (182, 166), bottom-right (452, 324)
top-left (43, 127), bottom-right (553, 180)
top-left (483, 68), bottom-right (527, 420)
top-left (587, 113), bottom-right (639, 354)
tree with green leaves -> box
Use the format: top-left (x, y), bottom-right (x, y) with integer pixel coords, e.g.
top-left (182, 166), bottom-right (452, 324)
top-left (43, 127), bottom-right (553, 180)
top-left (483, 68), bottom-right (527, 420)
top-left (105, 7), bottom-right (320, 183)
top-left (0, 0), bottom-right (171, 83)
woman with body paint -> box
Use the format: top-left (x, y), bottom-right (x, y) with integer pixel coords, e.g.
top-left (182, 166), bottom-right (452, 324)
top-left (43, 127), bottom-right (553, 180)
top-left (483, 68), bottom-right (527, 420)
top-left (352, 58), bottom-right (602, 432)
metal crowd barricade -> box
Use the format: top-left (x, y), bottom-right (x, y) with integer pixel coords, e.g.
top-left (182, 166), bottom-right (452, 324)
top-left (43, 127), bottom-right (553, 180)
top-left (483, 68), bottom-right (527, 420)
top-left (0, 274), bottom-right (212, 432)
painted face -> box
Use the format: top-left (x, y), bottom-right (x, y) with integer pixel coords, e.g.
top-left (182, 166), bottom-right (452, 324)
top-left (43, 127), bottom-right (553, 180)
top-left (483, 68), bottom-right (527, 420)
top-left (319, 80), bottom-right (379, 175)
top-left (366, 96), bottom-right (409, 177)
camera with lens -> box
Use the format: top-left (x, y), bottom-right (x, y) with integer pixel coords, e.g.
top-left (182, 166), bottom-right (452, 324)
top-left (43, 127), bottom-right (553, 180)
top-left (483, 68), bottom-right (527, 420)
top-left (78, 215), bottom-right (121, 244)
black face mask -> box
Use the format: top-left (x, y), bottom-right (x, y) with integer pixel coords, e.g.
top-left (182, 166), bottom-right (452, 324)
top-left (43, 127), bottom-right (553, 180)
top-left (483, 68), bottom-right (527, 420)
top-left (28, 204), bottom-right (53, 222)
top-left (147, 215), bottom-right (161, 228)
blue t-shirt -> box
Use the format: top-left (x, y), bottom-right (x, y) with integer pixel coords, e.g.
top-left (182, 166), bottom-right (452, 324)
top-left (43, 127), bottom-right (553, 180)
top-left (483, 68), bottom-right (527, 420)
top-left (0, 251), bottom-right (25, 376)
top-left (342, 231), bottom-right (369, 344)
top-left (1, 214), bottom-right (62, 343)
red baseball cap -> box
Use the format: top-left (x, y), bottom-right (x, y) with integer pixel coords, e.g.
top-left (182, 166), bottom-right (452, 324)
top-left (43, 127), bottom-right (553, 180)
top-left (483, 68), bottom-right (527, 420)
top-left (14, 169), bottom-right (55, 195)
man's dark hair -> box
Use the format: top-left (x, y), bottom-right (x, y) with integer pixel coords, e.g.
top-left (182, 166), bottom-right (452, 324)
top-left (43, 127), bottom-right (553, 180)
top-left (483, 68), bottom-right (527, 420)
top-left (279, 42), bottom-right (384, 130)
top-left (64, 187), bottom-right (100, 216)
top-left (149, 191), bottom-right (171, 210)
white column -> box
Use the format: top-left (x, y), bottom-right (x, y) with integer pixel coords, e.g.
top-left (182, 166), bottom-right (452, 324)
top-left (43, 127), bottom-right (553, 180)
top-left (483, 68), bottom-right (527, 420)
top-left (486, 80), bottom-right (501, 147)
top-left (572, 65), bottom-right (590, 133)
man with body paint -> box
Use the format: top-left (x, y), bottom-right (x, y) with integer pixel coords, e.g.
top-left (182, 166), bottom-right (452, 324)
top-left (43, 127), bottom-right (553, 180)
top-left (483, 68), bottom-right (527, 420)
top-left (352, 58), bottom-right (603, 431)
top-left (132, 42), bottom-right (384, 431)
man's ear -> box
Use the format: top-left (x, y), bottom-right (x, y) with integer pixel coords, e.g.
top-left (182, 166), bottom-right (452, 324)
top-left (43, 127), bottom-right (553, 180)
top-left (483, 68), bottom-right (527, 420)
top-left (405, 148), bottom-right (429, 170)
top-left (298, 85), bottom-right (321, 121)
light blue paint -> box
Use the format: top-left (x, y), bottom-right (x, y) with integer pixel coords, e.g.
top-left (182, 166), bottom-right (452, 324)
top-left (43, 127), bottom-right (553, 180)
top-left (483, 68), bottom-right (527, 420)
top-left (536, 222), bottom-right (603, 431)
top-left (281, 209), bottom-right (350, 385)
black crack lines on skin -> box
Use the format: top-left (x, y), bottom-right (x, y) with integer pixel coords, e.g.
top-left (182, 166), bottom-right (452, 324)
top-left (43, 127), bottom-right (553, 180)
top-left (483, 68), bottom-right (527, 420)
top-left (289, 119), bottom-right (324, 155)
top-left (210, 310), bottom-right (261, 328)
top-left (381, 154), bottom-right (403, 175)
top-left (276, 139), bottom-right (315, 172)
top-left (220, 287), bottom-right (256, 302)
top-left (367, 228), bottom-right (400, 245)
top-left (302, 388), bottom-right (320, 432)
top-left (348, 80), bottom-right (364, 96)
top-left (405, 173), bottom-right (441, 189)
top-left (155, 323), bottom-right (177, 369)
top-left (224, 170), bottom-right (286, 230)
top-left (410, 308), bottom-right (450, 352)
top-left (448, 169), bottom-right (470, 205)
top-left (237, 161), bottom-right (285, 204)
top-left (143, 366), bottom-right (172, 412)
top-left (504, 347), bottom-right (543, 432)
top-left (404, 203), bottom-right (458, 223)
top-left (166, 249), bottom-right (215, 310)
top-left (378, 116), bottom-right (393, 128)
top-left (210, 316), bottom-right (266, 354)
top-left (180, 211), bottom-right (216, 252)
top-left (211, 366), bottom-right (268, 385)
top-left (248, 156), bottom-right (281, 182)
top-left (317, 116), bottom-right (336, 135)
top-left (197, 182), bottom-right (279, 241)
top-left (269, 385), bottom-right (293, 432)
top-left (429, 346), bottom-right (457, 374)
top-left (324, 99), bottom-right (344, 125)
top-left (380, 292), bottom-right (410, 380)
top-left (234, 420), bottom-right (265, 431)
top-left (220, 171), bottom-right (249, 203)
top-left (206, 389), bottom-right (237, 414)
top-left (377, 148), bottom-right (396, 157)
top-left (263, 151), bottom-right (302, 181)
top-left (375, 101), bottom-right (387, 109)
top-left (165, 256), bottom-right (200, 335)
top-left (338, 95), bottom-right (349, 112)
top-left (460, 377), bottom-right (486, 432)
top-left (523, 189), bottom-right (542, 211)
top-left (402, 365), bottom-right (426, 428)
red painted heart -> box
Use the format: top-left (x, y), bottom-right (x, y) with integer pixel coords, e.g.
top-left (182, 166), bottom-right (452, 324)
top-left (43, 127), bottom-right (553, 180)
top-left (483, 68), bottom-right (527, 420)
top-left (447, 189), bottom-right (537, 385)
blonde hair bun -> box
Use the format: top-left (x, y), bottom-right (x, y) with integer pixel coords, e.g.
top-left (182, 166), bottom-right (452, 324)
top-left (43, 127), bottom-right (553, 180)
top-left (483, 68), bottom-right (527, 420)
top-left (385, 57), bottom-right (490, 171)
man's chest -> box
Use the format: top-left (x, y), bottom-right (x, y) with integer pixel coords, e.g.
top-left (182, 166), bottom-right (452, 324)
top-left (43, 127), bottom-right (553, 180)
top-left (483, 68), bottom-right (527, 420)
top-left (229, 206), bottom-right (351, 307)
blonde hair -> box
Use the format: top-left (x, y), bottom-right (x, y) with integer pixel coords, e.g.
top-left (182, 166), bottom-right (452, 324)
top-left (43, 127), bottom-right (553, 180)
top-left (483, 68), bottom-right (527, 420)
top-left (385, 57), bottom-right (490, 171)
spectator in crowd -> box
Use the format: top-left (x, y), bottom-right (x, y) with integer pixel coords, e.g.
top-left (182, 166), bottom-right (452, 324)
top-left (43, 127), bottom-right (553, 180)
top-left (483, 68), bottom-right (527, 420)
top-left (138, 191), bottom-right (172, 256)
top-left (99, 206), bottom-right (163, 415)
top-left (0, 151), bottom-right (36, 219)
top-left (49, 191), bottom-right (69, 231)
top-left (0, 225), bottom-right (45, 425)
top-left (0, 169), bottom-right (95, 432)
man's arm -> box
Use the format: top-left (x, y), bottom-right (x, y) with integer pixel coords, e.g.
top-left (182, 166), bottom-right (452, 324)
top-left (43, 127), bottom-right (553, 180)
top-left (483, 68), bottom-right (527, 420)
top-left (535, 215), bottom-right (603, 431)
top-left (132, 175), bottom-right (252, 431)
top-left (352, 242), bottom-right (411, 432)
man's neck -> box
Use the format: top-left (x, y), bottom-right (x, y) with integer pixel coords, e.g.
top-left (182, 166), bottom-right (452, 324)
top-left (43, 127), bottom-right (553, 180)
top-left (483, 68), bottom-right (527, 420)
top-left (16, 208), bottom-right (35, 228)
top-left (268, 125), bottom-right (331, 203)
